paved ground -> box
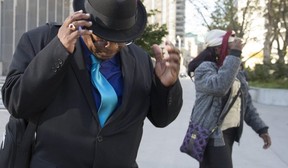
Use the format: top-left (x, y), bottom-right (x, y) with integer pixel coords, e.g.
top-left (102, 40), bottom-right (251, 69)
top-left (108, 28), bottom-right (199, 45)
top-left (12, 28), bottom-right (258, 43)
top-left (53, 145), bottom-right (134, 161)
top-left (1, 76), bottom-right (288, 168)
top-left (137, 78), bottom-right (288, 168)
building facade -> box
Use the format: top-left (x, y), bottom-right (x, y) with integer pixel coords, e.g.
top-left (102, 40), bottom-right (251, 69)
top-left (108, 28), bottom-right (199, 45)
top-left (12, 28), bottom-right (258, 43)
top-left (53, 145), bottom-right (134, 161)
top-left (175, 0), bottom-right (185, 48)
top-left (143, 0), bottom-right (185, 48)
top-left (0, 0), bottom-right (71, 75)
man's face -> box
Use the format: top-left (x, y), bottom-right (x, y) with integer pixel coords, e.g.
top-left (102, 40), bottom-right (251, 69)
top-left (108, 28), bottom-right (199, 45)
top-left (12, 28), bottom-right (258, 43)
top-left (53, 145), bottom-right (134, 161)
top-left (83, 34), bottom-right (126, 60)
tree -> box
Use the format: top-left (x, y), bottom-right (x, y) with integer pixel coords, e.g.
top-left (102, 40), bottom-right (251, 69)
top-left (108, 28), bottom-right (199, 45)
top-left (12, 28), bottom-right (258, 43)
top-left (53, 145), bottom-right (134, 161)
top-left (262, 0), bottom-right (288, 80)
top-left (187, 0), bottom-right (287, 83)
top-left (263, 12), bottom-right (273, 64)
top-left (188, 0), bottom-right (260, 39)
top-left (209, 0), bottom-right (240, 33)
top-left (134, 9), bottom-right (168, 56)
top-left (264, 0), bottom-right (288, 64)
top-left (187, 0), bottom-right (263, 67)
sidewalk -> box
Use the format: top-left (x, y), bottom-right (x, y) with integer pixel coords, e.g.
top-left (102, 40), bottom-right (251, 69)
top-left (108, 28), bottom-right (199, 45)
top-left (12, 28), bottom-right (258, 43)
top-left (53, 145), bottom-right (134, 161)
top-left (0, 77), bottom-right (288, 167)
top-left (137, 78), bottom-right (288, 168)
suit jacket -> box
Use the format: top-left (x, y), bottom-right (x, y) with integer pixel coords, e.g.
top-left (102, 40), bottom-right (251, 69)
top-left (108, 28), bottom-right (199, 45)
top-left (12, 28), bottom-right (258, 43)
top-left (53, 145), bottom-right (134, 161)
top-left (1, 23), bottom-right (183, 168)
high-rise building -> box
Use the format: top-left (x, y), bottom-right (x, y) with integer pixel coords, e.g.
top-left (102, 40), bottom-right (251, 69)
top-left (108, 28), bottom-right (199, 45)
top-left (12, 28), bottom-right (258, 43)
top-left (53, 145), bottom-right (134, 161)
top-left (143, 0), bottom-right (185, 47)
top-left (175, 0), bottom-right (185, 48)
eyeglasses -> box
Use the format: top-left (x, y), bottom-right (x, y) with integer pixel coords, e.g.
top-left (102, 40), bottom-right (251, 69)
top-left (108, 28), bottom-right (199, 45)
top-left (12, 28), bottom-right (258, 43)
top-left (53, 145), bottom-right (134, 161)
top-left (91, 35), bottom-right (108, 48)
top-left (90, 35), bottom-right (132, 48)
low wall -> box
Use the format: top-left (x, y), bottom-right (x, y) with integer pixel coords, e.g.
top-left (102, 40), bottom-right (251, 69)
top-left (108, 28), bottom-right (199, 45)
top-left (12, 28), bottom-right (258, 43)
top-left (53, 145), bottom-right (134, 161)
top-left (249, 87), bottom-right (288, 106)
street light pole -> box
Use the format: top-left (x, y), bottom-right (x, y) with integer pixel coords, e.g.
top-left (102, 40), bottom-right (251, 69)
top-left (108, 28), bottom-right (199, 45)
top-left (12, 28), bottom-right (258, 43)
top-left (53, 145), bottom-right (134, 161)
top-left (176, 35), bottom-right (181, 49)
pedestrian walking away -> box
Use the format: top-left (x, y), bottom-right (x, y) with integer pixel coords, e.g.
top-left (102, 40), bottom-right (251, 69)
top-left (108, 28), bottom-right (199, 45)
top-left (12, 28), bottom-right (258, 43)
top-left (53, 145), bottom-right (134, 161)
top-left (186, 29), bottom-right (272, 168)
top-left (1, 0), bottom-right (183, 167)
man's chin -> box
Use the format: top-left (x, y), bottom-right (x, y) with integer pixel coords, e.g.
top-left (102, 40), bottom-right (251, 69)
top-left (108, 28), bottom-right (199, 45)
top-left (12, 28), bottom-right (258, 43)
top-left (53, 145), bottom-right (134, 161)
top-left (95, 53), bottom-right (115, 60)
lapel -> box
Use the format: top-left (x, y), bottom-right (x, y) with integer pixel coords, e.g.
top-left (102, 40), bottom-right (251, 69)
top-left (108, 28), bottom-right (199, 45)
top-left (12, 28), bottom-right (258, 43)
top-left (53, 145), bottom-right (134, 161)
top-left (69, 39), bottom-right (98, 121)
top-left (105, 46), bottom-right (136, 125)
top-left (69, 42), bottom-right (136, 127)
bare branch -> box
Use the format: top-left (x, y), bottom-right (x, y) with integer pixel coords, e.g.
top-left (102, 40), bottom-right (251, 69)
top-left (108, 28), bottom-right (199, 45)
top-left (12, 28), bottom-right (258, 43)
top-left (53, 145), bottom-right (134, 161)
top-left (187, 0), bottom-right (213, 30)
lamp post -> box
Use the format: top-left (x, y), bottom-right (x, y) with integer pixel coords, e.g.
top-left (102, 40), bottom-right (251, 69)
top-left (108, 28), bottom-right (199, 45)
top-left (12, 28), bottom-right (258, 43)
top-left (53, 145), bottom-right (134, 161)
top-left (176, 35), bottom-right (181, 49)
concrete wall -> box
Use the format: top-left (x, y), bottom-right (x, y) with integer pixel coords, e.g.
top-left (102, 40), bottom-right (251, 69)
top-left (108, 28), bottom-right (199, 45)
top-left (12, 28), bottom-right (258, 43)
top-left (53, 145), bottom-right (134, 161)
top-left (249, 87), bottom-right (288, 106)
top-left (0, 0), bottom-right (72, 75)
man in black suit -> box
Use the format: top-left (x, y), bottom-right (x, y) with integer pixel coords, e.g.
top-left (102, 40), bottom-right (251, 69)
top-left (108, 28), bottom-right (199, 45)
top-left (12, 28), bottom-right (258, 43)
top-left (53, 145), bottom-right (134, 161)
top-left (1, 0), bottom-right (183, 167)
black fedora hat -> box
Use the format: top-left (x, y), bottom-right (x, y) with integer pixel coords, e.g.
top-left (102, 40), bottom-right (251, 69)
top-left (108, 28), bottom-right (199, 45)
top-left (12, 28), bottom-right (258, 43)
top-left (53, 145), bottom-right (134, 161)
top-left (73, 0), bottom-right (147, 43)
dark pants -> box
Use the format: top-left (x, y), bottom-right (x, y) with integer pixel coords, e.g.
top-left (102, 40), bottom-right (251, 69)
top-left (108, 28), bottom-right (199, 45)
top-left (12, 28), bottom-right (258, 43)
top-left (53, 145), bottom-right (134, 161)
top-left (200, 127), bottom-right (238, 168)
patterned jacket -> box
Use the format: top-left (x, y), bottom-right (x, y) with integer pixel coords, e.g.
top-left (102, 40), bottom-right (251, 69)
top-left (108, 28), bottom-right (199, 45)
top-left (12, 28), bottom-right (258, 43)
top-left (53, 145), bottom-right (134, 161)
top-left (191, 55), bottom-right (268, 146)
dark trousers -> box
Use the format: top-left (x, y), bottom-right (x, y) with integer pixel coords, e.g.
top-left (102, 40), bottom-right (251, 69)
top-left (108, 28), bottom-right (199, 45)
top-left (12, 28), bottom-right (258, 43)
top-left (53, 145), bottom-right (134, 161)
top-left (200, 127), bottom-right (238, 168)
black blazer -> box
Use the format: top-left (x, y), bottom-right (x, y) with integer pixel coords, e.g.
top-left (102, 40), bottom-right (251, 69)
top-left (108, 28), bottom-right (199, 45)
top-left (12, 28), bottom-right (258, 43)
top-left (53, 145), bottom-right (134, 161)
top-left (2, 23), bottom-right (183, 168)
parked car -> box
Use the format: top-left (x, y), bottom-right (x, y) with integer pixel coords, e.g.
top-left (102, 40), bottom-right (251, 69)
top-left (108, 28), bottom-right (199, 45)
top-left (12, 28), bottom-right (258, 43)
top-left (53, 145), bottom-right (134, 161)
top-left (179, 72), bottom-right (187, 78)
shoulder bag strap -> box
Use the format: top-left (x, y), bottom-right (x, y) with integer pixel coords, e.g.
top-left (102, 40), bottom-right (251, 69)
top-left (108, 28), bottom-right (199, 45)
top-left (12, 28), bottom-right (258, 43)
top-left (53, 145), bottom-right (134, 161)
top-left (15, 22), bottom-right (59, 168)
top-left (216, 88), bottom-right (241, 126)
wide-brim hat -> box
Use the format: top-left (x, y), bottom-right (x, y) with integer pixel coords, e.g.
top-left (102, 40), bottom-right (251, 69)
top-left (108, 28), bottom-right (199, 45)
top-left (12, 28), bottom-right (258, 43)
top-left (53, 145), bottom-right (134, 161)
top-left (73, 0), bottom-right (147, 43)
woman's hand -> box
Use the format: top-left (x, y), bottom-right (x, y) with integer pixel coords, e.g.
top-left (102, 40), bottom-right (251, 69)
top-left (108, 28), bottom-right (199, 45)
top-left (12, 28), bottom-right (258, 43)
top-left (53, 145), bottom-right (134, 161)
top-left (230, 38), bottom-right (243, 51)
top-left (260, 133), bottom-right (272, 149)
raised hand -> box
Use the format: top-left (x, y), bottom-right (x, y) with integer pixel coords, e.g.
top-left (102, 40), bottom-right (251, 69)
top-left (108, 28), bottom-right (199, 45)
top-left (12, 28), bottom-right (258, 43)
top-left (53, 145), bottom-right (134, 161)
top-left (58, 10), bottom-right (93, 53)
top-left (151, 41), bottom-right (181, 87)
top-left (230, 38), bottom-right (243, 51)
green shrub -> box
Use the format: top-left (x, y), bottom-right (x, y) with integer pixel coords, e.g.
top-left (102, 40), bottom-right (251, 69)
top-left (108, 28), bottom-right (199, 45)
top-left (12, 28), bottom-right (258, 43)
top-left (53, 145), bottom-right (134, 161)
top-left (246, 63), bottom-right (288, 89)
top-left (249, 79), bottom-right (288, 89)
top-left (247, 64), bottom-right (271, 81)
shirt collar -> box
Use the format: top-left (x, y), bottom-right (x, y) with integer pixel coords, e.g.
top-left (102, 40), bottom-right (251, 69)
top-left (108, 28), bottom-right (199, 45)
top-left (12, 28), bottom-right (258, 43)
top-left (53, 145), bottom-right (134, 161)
top-left (79, 37), bottom-right (120, 69)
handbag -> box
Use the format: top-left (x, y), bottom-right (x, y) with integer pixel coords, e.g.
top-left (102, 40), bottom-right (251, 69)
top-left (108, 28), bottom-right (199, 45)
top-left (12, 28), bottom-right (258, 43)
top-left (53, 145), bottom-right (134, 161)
top-left (180, 120), bottom-right (214, 162)
top-left (180, 88), bottom-right (241, 162)
top-left (0, 116), bottom-right (37, 168)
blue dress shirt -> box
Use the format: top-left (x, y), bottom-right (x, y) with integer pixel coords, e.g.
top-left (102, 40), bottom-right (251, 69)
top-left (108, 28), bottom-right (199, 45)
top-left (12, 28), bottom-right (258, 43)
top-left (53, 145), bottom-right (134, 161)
top-left (80, 37), bottom-right (123, 110)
